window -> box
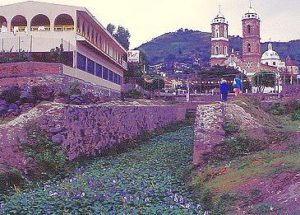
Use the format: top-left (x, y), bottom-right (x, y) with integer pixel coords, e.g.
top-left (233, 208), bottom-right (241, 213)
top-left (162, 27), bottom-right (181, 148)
top-left (77, 53), bottom-right (86, 71)
top-left (113, 73), bottom-right (118, 84)
top-left (247, 43), bottom-right (251, 53)
top-left (96, 64), bottom-right (103, 77)
top-left (103, 67), bottom-right (109, 80)
top-left (273, 62), bottom-right (276, 66)
top-left (87, 58), bottom-right (95, 74)
top-left (247, 25), bottom-right (251, 34)
top-left (109, 70), bottom-right (114, 82)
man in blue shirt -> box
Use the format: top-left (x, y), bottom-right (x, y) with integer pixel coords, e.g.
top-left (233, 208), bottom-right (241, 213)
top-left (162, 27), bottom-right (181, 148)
top-left (220, 79), bottom-right (230, 102)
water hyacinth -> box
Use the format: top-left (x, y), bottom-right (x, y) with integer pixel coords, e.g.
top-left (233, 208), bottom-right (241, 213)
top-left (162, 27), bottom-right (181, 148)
top-left (1, 126), bottom-right (203, 214)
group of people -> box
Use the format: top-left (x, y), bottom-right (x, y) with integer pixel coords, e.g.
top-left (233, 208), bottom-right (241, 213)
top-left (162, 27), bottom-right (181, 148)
top-left (219, 76), bottom-right (242, 102)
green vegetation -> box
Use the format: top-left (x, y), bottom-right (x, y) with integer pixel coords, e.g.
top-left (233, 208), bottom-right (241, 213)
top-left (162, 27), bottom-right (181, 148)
top-left (22, 126), bottom-right (68, 177)
top-left (106, 23), bottom-right (130, 50)
top-left (252, 71), bottom-right (276, 93)
top-left (0, 168), bottom-right (24, 194)
top-left (1, 126), bottom-right (205, 214)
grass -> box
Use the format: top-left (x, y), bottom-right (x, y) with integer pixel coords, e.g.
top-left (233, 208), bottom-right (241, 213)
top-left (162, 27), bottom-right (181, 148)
top-left (192, 148), bottom-right (300, 213)
top-left (279, 115), bottom-right (300, 131)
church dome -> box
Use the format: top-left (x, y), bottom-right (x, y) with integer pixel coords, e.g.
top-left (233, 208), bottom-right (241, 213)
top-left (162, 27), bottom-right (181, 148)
top-left (243, 5), bottom-right (260, 20)
top-left (212, 11), bottom-right (228, 24)
top-left (261, 43), bottom-right (280, 61)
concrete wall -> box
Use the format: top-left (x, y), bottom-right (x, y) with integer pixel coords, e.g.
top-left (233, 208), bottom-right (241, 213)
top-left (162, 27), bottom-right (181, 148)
top-left (0, 102), bottom-right (186, 172)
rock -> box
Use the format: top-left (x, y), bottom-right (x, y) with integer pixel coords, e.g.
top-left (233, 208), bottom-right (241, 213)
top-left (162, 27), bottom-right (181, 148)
top-left (0, 99), bottom-right (8, 116)
top-left (20, 103), bottom-right (34, 113)
top-left (70, 95), bottom-right (85, 105)
top-left (32, 85), bottom-right (54, 101)
top-left (84, 92), bottom-right (97, 104)
top-left (20, 90), bottom-right (34, 103)
top-left (51, 134), bottom-right (64, 144)
top-left (7, 103), bottom-right (20, 114)
top-left (49, 127), bottom-right (64, 134)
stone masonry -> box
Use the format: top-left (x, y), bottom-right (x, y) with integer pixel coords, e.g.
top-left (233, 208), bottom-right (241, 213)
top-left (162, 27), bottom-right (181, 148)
top-left (0, 101), bottom-right (186, 172)
top-left (193, 102), bottom-right (265, 166)
top-left (193, 103), bottom-right (225, 166)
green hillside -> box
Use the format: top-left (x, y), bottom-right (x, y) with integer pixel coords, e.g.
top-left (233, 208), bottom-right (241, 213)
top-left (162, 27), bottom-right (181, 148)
top-left (138, 29), bottom-right (300, 67)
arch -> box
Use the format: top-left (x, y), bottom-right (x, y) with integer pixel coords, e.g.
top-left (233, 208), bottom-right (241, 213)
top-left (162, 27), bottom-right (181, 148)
top-left (224, 46), bottom-right (228, 55)
top-left (247, 25), bottom-right (251, 34)
top-left (215, 46), bottom-right (219, 55)
top-left (215, 28), bottom-right (219, 38)
top-left (0, 16), bottom-right (8, 32)
top-left (11, 15), bottom-right (27, 32)
top-left (31, 14), bottom-right (50, 31)
top-left (247, 43), bottom-right (251, 53)
top-left (54, 14), bottom-right (74, 31)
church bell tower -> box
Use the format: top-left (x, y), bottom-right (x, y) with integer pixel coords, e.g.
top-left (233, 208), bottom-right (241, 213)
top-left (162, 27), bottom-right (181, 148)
top-left (242, 1), bottom-right (261, 71)
top-left (210, 6), bottom-right (229, 66)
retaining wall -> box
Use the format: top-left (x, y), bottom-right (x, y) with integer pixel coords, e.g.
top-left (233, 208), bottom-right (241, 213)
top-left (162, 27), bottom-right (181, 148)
top-left (0, 102), bottom-right (186, 172)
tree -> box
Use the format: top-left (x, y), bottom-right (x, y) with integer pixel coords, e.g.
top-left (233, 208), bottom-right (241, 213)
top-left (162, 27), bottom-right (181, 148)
top-left (106, 23), bottom-right (116, 35)
top-left (114, 26), bottom-right (130, 50)
top-left (106, 24), bottom-right (131, 50)
top-left (252, 71), bottom-right (276, 93)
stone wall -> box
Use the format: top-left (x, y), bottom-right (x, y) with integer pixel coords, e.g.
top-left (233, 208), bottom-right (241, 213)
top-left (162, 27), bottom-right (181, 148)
top-left (0, 62), bottom-right (120, 98)
top-left (0, 62), bottom-right (61, 78)
top-left (0, 102), bottom-right (186, 172)
top-left (193, 103), bottom-right (225, 166)
top-left (193, 102), bottom-right (265, 166)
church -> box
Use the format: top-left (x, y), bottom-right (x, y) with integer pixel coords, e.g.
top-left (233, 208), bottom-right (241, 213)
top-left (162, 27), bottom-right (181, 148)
top-left (210, 2), bottom-right (299, 77)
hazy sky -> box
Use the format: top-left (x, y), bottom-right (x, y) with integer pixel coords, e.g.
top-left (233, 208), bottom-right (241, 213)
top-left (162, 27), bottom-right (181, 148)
top-left (1, 0), bottom-right (300, 48)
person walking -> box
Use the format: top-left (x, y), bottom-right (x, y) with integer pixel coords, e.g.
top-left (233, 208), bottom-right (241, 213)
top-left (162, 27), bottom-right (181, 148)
top-left (220, 79), bottom-right (229, 102)
top-left (233, 75), bottom-right (242, 96)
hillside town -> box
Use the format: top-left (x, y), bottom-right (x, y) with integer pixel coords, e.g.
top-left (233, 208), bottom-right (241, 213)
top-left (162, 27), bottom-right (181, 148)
top-left (0, 0), bottom-right (300, 214)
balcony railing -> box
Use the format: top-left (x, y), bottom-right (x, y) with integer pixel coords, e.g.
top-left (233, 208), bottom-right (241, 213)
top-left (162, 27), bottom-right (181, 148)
top-left (31, 26), bottom-right (51, 31)
top-left (54, 25), bottom-right (74, 31)
top-left (11, 26), bottom-right (27, 32)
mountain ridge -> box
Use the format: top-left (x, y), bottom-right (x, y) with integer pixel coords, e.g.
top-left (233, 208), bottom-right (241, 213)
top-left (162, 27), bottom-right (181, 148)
top-left (137, 29), bottom-right (300, 67)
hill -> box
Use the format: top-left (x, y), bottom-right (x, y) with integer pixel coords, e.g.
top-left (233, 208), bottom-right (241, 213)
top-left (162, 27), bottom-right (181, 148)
top-left (138, 29), bottom-right (300, 67)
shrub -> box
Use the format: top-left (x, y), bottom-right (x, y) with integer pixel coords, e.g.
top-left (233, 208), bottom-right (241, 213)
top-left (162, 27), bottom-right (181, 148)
top-left (269, 103), bottom-right (287, 115)
top-left (22, 126), bottom-right (67, 176)
top-left (31, 85), bottom-right (54, 101)
top-left (212, 193), bottom-right (237, 215)
top-left (201, 187), bottom-right (213, 211)
top-left (291, 109), bottom-right (300, 121)
top-left (122, 89), bottom-right (143, 99)
top-left (212, 134), bottom-right (265, 161)
top-left (223, 120), bottom-right (239, 136)
top-left (68, 81), bottom-right (82, 96)
top-left (0, 168), bottom-right (24, 192)
top-left (0, 86), bottom-right (21, 103)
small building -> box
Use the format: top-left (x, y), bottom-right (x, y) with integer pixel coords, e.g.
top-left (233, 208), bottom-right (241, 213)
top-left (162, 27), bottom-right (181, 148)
top-left (0, 1), bottom-right (127, 94)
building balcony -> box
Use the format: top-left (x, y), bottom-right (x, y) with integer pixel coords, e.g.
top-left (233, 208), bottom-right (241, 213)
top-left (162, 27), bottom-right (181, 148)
top-left (11, 26), bottom-right (27, 33)
top-left (76, 32), bottom-right (127, 70)
top-left (31, 26), bottom-right (51, 31)
top-left (54, 25), bottom-right (74, 31)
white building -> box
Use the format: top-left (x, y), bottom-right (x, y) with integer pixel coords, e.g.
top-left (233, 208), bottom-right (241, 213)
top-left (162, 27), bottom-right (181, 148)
top-left (0, 1), bottom-right (127, 93)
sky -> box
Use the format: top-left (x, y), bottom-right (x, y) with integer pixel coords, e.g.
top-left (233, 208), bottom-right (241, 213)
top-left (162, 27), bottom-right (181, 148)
top-left (1, 0), bottom-right (300, 48)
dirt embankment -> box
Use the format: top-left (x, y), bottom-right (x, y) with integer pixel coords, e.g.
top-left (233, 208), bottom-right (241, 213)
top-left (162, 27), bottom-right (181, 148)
top-left (192, 97), bottom-right (300, 214)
